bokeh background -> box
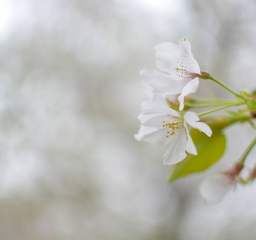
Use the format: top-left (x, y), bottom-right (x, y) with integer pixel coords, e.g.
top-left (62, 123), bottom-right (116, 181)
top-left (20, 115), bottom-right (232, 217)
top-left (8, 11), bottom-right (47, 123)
top-left (1, 0), bottom-right (256, 239)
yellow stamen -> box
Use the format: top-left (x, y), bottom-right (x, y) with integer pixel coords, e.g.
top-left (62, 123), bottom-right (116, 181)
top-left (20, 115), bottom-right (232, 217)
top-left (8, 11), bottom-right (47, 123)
top-left (162, 120), bottom-right (181, 137)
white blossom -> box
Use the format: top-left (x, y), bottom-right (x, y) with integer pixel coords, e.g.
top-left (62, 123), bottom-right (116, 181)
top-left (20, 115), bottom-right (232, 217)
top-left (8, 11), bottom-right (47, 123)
top-left (200, 164), bottom-right (243, 204)
top-left (141, 38), bottom-right (201, 111)
top-left (134, 95), bottom-right (212, 165)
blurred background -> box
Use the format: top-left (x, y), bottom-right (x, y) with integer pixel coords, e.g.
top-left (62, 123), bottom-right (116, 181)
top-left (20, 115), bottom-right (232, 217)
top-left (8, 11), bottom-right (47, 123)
top-left (0, 0), bottom-right (256, 239)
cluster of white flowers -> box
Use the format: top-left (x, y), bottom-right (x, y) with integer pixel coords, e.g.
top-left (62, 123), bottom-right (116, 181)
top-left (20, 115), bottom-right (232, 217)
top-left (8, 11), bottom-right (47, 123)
top-left (135, 38), bottom-right (256, 204)
top-left (135, 39), bottom-right (212, 165)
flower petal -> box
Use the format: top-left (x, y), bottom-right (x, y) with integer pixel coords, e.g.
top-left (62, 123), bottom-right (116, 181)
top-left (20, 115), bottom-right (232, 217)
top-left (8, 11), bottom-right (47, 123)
top-left (141, 94), bottom-right (180, 117)
top-left (184, 111), bottom-right (212, 137)
top-left (178, 38), bottom-right (200, 74)
top-left (178, 78), bottom-right (199, 110)
top-left (193, 122), bottom-right (212, 137)
top-left (141, 69), bottom-right (185, 95)
top-left (200, 174), bottom-right (235, 204)
top-left (134, 125), bottom-right (166, 143)
top-left (184, 123), bottom-right (197, 155)
top-left (138, 113), bottom-right (173, 128)
top-left (141, 93), bottom-right (169, 114)
top-left (184, 110), bottom-right (199, 122)
top-left (162, 129), bottom-right (187, 165)
top-left (155, 42), bottom-right (181, 73)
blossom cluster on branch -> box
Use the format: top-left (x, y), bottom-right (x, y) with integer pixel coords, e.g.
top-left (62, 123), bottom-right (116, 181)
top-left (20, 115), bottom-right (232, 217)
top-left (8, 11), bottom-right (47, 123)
top-left (135, 38), bottom-right (256, 203)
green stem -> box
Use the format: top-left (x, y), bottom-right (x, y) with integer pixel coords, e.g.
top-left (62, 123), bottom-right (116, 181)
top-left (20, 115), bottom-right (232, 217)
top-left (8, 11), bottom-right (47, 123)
top-left (186, 99), bottom-right (243, 108)
top-left (205, 75), bottom-right (246, 101)
top-left (238, 137), bottom-right (256, 165)
top-left (203, 111), bottom-right (251, 129)
top-left (192, 98), bottom-right (239, 104)
top-left (198, 102), bottom-right (245, 117)
top-left (186, 103), bottom-right (221, 108)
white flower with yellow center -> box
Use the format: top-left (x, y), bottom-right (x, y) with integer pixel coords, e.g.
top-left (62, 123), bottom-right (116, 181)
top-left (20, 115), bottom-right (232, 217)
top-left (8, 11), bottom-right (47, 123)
top-left (134, 95), bottom-right (212, 164)
top-left (141, 38), bottom-right (201, 111)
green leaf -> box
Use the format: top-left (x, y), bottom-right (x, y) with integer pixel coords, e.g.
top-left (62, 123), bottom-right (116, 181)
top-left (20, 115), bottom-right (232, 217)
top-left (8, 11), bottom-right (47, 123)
top-left (169, 129), bottom-right (226, 182)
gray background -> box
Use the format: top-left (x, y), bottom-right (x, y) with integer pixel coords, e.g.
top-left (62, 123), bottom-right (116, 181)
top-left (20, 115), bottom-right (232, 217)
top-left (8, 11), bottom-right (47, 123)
top-left (0, 0), bottom-right (256, 239)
